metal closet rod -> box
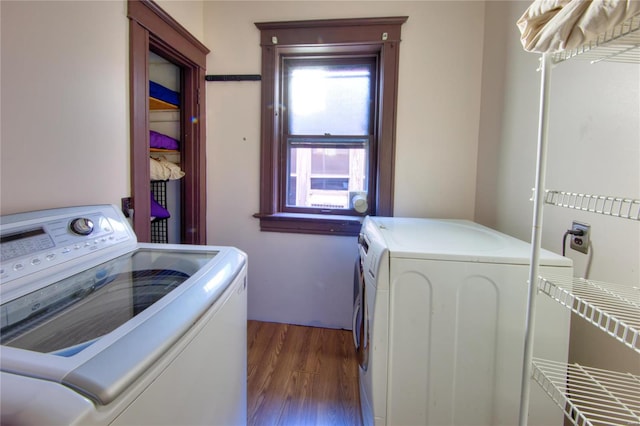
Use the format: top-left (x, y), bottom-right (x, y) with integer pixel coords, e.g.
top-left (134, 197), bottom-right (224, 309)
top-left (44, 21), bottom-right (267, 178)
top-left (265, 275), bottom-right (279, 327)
top-left (205, 74), bottom-right (261, 81)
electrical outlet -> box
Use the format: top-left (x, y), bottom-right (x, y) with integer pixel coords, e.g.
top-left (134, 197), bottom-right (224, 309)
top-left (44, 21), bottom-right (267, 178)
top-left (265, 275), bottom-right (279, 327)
top-left (121, 197), bottom-right (132, 218)
top-left (570, 221), bottom-right (590, 254)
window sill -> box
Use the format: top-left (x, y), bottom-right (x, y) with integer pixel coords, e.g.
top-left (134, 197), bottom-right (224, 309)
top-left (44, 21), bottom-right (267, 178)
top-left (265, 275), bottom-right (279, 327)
top-left (253, 212), bottom-right (363, 236)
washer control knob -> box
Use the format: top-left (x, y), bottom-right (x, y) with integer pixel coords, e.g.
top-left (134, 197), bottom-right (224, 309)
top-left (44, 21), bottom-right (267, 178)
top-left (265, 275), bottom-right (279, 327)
top-left (70, 218), bottom-right (94, 236)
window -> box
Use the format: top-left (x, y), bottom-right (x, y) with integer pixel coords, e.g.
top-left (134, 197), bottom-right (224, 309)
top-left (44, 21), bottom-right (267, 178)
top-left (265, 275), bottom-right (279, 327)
top-left (284, 58), bottom-right (374, 213)
top-left (254, 17), bottom-right (407, 236)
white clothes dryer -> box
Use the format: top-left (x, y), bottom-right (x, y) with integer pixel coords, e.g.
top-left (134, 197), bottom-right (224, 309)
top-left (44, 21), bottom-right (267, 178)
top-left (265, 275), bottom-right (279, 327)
top-left (353, 216), bottom-right (572, 426)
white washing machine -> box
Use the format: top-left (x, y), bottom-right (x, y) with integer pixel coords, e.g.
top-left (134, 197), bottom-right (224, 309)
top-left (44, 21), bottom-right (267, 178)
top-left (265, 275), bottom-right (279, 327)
top-left (0, 205), bottom-right (247, 425)
top-left (353, 216), bottom-right (572, 426)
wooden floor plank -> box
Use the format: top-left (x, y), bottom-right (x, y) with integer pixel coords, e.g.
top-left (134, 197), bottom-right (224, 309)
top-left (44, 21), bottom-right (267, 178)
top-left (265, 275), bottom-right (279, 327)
top-left (247, 321), bottom-right (362, 426)
top-left (312, 328), bottom-right (360, 426)
top-left (251, 324), bottom-right (312, 425)
top-left (247, 322), bottom-right (289, 423)
top-left (286, 323), bottom-right (319, 374)
top-left (277, 370), bottom-right (318, 426)
top-left (247, 320), bottom-right (278, 367)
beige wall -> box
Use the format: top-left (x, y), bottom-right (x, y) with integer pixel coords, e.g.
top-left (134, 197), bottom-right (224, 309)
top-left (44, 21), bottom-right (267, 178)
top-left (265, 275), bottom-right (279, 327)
top-left (203, 1), bottom-right (485, 327)
top-left (155, 0), bottom-right (205, 43)
top-left (477, 2), bottom-right (640, 374)
top-left (1, 0), bottom-right (130, 214)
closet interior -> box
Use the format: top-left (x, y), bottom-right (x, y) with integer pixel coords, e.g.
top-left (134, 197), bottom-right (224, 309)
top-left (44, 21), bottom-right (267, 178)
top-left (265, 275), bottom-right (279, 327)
top-left (149, 51), bottom-right (184, 244)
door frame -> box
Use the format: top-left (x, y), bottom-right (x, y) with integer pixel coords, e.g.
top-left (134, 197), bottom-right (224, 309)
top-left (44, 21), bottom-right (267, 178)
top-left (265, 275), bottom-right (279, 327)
top-left (127, 0), bottom-right (209, 244)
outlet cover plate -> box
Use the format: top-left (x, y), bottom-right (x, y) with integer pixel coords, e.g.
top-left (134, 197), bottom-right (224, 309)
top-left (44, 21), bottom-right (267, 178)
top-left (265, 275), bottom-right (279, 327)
top-left (121, 197), bottom-right (132, 218)
top-left (570, 221), bottom-right (590, 254)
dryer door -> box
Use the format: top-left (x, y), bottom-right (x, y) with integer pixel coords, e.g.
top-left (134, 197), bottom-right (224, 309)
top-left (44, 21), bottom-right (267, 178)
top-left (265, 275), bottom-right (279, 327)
top-left (352, 258), bottom-right (369, 371)
top-left (352, 261), bottom-right (362, 351)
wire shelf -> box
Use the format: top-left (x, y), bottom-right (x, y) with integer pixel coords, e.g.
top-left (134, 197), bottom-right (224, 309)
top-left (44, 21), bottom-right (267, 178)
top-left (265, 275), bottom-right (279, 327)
top-left (150, 180), bottom-right (168, 244)
top-left (552, 15), bottom-right (640, 64)
top-left (544, 191), bottom-right (640, 221)
top-left (532, 358), bottom-right (640, 426)
top-left (538, 275), bottom-right (640, 354)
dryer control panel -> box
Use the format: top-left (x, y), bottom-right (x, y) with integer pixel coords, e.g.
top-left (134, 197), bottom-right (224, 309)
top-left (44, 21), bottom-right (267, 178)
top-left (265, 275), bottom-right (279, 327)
top-left (359, 217), bottom-right (388, 283)
top-left (0, 205), bottom-right (136, 284)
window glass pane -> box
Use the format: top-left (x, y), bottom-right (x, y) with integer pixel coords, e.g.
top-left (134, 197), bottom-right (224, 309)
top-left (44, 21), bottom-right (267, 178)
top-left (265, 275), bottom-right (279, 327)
top-left (287, 62), bottom-right (372, 136)
top-left (311, 148), bottom-right (349, 175)
top-left (286, 142), bottom-right (368, 210)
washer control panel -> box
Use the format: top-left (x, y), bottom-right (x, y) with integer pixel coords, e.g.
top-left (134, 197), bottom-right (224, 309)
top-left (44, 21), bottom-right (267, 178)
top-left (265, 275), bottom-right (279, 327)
top-left (0, 205), bottom-right (135, 284)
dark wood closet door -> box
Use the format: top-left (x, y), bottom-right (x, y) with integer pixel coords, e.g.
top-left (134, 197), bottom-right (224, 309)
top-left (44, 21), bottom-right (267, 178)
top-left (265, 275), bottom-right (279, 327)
top-left (127, 0), bottom-right (208, 244)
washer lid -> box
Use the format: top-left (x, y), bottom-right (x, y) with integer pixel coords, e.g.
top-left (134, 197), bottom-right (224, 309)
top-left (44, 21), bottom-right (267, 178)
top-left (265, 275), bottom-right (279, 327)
top-left (367, 216), bottom-right (571, 266)
top-left (1, 248), bottom-right (215, 355)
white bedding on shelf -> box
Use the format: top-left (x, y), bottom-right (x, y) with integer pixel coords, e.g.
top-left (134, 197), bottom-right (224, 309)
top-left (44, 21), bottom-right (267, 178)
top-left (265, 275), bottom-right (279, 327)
top-left (517, 0), bottom-right (640, 52)
top-left (150, 156), bottom-right (185, 181)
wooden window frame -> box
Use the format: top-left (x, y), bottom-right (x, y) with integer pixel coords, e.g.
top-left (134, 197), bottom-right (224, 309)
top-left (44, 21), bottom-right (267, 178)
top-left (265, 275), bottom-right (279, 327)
top-left (254, 17), bottom-right (407, 236)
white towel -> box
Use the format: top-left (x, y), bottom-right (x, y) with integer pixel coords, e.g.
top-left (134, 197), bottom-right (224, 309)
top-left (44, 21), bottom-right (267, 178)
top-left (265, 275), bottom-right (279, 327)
top-left (150, 156), bottom-right (185, 181)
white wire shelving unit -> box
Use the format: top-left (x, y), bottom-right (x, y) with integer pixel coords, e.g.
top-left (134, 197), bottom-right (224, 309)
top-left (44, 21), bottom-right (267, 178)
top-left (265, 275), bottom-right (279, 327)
top-left (518, 10), bottom-right (640, 426)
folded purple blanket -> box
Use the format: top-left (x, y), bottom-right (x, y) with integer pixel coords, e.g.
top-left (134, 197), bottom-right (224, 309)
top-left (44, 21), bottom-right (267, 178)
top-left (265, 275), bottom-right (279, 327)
top-left (151, 192), bottom-right (170, 219)
top-left (150, 130), bottom-right (179, 150)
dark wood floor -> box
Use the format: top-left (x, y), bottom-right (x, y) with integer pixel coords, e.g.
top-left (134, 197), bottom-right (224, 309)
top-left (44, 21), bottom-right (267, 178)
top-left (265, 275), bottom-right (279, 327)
top-left (247, 320), bottom-right (362, 426)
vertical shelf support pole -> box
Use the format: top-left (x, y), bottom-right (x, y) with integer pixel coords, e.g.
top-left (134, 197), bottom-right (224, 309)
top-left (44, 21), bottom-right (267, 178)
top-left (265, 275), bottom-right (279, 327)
top-left (519, 53), bottom-right (553, 426)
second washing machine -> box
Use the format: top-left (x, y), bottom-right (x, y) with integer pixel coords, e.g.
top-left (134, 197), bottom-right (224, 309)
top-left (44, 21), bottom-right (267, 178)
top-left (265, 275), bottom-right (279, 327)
top-left (353, 216), bottom-right (572, 426)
